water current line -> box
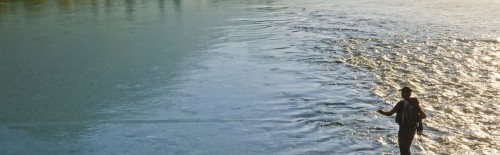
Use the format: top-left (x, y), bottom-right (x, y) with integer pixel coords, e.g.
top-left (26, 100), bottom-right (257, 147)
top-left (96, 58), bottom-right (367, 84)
top-left (0, 119), bottom-right (293, 127)
top-left (293, 82), bottom-right (385, 106)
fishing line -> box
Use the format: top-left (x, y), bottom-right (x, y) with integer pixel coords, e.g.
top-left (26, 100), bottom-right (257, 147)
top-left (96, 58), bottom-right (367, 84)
top-left (0, 119), bottom-right (293, 127)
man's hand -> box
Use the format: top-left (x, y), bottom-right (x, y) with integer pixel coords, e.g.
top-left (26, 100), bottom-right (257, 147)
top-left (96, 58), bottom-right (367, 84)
top-left (377, 109), bottom-right (384, 115)
top-left (417, 121), bottom-right (424, 135)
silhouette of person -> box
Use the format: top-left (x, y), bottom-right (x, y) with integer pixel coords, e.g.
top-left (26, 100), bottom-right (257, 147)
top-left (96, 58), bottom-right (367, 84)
top-left (377, 87), bottom-right (427, 155)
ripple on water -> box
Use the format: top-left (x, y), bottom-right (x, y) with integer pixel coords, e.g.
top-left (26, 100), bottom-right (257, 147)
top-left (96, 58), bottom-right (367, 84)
top-left (317, 37), bottom-right (499, 154)
top-left (286, 2), bottom-right (500, 153)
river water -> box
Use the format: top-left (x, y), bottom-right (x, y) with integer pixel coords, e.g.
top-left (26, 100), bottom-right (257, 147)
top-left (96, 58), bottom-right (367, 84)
top-left (0, 0), bottom-right (498, 154)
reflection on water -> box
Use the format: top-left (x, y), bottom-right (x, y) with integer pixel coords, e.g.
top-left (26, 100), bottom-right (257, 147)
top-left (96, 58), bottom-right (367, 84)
top-left (287, 0), bottom-right (499, 154)
top-left (0, 0), bottom-right (226, 147)
top-left (172, 0), bottom-right (181, 12)
top-left (0, 0), bottom-right (177, 17)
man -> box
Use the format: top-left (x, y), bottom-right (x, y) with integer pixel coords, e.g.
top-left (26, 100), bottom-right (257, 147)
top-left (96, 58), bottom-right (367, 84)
top-left (377, 87), bottom-right (427, 155)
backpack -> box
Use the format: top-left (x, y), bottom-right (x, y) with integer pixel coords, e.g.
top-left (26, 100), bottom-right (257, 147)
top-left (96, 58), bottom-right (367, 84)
top-left (395, 99), bottom-right (419, 127)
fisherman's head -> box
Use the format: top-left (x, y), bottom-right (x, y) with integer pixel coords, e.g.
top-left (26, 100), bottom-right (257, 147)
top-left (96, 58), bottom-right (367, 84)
top-left (399, 86), bottom-right (412, 99)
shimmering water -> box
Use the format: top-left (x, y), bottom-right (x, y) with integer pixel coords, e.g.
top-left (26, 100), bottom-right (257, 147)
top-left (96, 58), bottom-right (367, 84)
top-left (0, 0), bottom-right (498, 154)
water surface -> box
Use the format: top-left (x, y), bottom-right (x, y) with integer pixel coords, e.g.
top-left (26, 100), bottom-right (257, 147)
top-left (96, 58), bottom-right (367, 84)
top-left (0, 0), bottom-right (498, 154)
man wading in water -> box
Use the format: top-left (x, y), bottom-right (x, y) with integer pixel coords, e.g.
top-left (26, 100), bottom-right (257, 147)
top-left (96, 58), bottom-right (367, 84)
top-left (377, 87), bottom-right (427, 155)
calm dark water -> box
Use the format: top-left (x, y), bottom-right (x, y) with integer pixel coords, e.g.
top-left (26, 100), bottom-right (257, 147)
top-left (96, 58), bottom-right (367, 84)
top-left (0, 0), bottom-right (498, 154)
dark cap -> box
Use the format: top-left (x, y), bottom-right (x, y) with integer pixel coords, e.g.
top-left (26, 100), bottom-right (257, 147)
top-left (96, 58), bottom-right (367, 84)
top-left (399, 86), bottom-right (412, 92)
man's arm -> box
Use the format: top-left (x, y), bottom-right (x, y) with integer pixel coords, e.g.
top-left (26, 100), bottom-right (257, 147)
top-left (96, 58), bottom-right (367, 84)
top-left (412, 98), bottom-right (427, 119)
top-left (418, 106), bottom-right (427, 119)
top-left (414, 98), bottom-right (426, 134)
top-left (377, 102), bottom-right (401, 116)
